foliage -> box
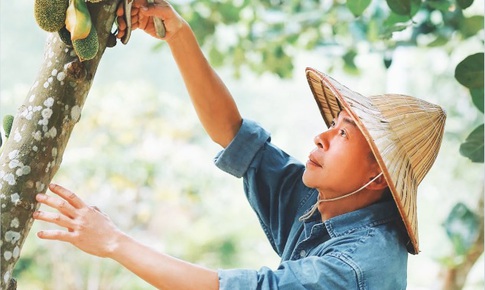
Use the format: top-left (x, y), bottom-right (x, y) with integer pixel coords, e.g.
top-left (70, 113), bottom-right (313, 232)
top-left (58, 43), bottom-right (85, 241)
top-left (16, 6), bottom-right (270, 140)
top-left (444, 202), bottom-right (480, 257)
top-left (165, 0), bottom-right (483, 78)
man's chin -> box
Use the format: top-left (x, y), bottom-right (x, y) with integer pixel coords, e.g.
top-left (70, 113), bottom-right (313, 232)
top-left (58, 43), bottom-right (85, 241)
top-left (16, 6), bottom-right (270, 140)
top-left (301, 171), bottom-right (316, 189)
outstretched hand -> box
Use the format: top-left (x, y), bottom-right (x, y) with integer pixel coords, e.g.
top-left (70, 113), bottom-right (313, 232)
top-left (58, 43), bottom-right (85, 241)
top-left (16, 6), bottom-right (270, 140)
top-left (33, 184), bottom-right (123, 258)
top-left (116, 0), bottom-right (186, 41)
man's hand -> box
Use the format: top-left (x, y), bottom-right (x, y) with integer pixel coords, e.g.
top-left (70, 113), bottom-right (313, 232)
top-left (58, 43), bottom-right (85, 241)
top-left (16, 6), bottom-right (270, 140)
top-left (33, 184), bottom-right (122, 258)
top-left (116, 0), bottom-right (186, 42)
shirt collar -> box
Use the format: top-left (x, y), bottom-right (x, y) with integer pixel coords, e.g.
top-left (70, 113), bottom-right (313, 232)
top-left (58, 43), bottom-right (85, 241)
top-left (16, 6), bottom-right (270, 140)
top-left (322, 200), bottom-right (400, 238)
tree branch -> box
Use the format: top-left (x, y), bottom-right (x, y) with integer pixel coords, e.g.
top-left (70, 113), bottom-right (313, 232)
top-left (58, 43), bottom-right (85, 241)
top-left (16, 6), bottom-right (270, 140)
top-left (0, 1), bottom-right (120, 288)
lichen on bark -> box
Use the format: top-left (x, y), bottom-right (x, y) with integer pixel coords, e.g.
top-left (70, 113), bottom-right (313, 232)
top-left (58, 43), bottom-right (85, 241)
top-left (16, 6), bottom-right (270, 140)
top-left (0, 1), bottom-right (120, 288)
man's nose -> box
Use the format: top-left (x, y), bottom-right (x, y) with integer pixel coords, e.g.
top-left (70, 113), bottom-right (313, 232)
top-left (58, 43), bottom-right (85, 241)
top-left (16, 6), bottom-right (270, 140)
top-left (314, 131), bottom-right (329, 150)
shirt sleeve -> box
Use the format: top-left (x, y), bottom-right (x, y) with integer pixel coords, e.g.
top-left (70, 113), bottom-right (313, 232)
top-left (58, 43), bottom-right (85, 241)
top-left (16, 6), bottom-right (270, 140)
top-left (217, 255), bottom-right (360, 290)
top-left (214, 119), bottom-right (316, 256)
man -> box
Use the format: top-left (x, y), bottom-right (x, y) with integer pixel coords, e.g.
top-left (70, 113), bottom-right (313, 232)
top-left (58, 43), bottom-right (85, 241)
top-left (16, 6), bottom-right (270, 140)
top-left (33, 1), bottom-right (447, 289)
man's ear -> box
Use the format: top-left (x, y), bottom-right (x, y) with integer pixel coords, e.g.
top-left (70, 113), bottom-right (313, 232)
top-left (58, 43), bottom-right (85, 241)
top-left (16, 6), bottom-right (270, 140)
top-left (366, 172), bottom-right (388, 191)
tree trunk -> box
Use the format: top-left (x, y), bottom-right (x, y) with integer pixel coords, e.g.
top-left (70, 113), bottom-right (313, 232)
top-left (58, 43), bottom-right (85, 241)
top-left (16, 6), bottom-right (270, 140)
top-left (0, 1), bottom-right (120, 288)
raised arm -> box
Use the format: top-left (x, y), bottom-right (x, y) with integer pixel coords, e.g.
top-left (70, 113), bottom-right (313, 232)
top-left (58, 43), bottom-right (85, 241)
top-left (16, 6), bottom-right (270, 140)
top-left (117, 0), bottom-right (242, 147)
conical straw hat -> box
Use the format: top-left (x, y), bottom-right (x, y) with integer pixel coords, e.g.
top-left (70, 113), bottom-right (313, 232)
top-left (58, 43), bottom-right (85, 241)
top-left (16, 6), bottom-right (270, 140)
top-left (305, 67), bottom-right (446, 254)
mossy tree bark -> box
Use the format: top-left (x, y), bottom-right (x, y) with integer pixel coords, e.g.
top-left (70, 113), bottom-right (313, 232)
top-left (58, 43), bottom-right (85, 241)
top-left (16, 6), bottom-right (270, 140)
top-left (0, 1), bottom-right (120, 288)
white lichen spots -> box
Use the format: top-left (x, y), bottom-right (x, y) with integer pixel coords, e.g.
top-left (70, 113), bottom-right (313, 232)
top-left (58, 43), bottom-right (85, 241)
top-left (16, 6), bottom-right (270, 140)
top-left (29, 94), bottom-right (36, 103)
top-left (21, 124), bottom-right (27, 132)
top-left (33, 131), bottom-right (42, 141)
top-left (10, 193), bottom-right (20, 205)
top-left (51, 69), bottom-right (58, 76)
top-left (13, 246), bottom-right (20, 259)
top-left (5, 231), bottom-right (21, 244)
top-left (52, 147), bottom-right (58, 157)
top-left (8, 159), bottom-right (21, 169)
top-left (47, 60), bottom-right (53, 67)
top-left (4, 271), bottom-right (10, 284)
top-left (8, 150), bottom-right (19, 160)
top-left (46, 127), bottom-right (57, 139)
top-left (33, 81), bottom-right (39, 89)
top-left (3, 251), bottom-right (12, 261)
top-left (33, 146), bottom-right (38, 152)
top-left (14, 130), bottom-right (21, 142)
top-left (64, 48), bottom-right (69, 53)
top-left (1, 204), bottom-right (5, 209)
top-left (16, 165), bottom-right (31, 177)
top-left (3, 173), bottom-right (15, 185)
top-left (20, 105), bottom-right (40, 121)
top-left (10, 218), bottom-right (20, 229)
top-left (48, 77), bottom-right (54, 84)
top-left (42, 108), bottom-right (53, 119)
top-left (57, 71), bottom-right (66, 82)
top-left (36, 181), bottom-right (45, 192)
top-left (43, 81), bottom-right (49, 89)
top-left (71, 105), bottom-right (81, 122)
top-left (38, 118), bottom-right (48, 127)
top-left (44, 97), bottom-right (55, 107)
top-left (48, 49), bottom-right (55, 59)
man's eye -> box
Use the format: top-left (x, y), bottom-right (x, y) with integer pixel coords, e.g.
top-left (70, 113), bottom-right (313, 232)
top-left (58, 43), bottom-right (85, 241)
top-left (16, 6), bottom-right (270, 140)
top-left (330, 120), bottom-right (336, 128)
top-left (339, 129), bottom-right (347, 137)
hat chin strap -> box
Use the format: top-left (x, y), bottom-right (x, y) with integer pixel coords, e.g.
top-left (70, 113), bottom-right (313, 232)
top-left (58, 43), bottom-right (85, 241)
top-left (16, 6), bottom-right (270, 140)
top-left (299, 172), bottom-right (383, 221)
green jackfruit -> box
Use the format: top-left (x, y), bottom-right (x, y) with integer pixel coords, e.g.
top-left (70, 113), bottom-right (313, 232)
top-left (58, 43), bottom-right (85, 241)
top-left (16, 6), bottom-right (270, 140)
top-left (73, 26), bottom-right (99, 61)
top-left (58, 26), bottom-right (73, 46)
top-left (3, 115), bottom-right (14, 138)
top-left (34, 0), bottom-right (69, 32)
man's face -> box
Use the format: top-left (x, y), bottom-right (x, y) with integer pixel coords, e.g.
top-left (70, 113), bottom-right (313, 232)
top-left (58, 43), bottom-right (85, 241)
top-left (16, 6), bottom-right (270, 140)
top-left (302, 110), bottom-right (378, 199)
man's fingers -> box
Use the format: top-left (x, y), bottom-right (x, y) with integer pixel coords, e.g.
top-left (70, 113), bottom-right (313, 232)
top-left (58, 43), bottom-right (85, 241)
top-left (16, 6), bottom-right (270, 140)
top-left (37, 230), bottom-right (74, 242)
top-left (48, 184), bottom-right (86, 209)
top-left (33, 210), bottom-right (75, 230)
top-left (36, 193), bottom-right (77, 218)
top-left (116, 1), bottom-right (125, 16)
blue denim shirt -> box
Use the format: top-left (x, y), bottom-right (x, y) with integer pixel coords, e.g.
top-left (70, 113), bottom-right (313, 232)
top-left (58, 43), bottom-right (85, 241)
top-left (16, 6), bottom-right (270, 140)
top-left (214, 119), bottom-right (408, 290)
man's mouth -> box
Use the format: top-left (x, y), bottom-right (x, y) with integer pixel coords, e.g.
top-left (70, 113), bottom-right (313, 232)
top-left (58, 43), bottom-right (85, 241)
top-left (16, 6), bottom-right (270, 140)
top-left (306, 154), bottom-right (321, 167)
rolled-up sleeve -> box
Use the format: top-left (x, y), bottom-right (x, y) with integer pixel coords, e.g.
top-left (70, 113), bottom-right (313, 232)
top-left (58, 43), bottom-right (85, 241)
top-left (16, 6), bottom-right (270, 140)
top-left (218, 255), bottom-right (360, 290)
top-left (214, 119), bottom-right (271, 178)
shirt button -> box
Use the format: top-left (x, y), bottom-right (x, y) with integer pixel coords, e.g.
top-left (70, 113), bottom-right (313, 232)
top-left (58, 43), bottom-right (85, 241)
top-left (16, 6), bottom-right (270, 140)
top-left (300, 250), bottom-right (306, 258)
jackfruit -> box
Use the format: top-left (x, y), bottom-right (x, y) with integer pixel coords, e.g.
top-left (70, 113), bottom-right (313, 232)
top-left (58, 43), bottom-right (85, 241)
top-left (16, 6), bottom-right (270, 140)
top-left (34, 0), bottom-right (69, 32)
top-left (73, 26), bottom-right (99, 61)
top-left (58, 26), bottom-right (73, 46)
top-left (66, 0), bottom-right (92, 41)
top-left (3, 115), bottom-right (14, 138)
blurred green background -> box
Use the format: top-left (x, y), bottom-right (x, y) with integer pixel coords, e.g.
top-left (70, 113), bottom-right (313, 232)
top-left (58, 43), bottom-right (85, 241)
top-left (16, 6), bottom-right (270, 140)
top-left (1, 0), bottom-right (483, 289)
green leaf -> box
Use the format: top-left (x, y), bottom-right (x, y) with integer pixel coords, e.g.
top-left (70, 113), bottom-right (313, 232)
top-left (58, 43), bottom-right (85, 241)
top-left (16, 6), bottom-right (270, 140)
top-left (459, 124), bottom-right (484, 163)
top-left (386, 0), bottom-right (421, 16)
top-left (343, 49), bottom-right (359, 74)
top-left (427, 35), bottom-right (449, 47)
top-left (386, 0), bottom-right (411, 15)
top-left (457, 0), bottom-right (474, 9)
top-left (347, 0), bottom-right (372, 17)
top-left (470, 88), bottom-right (484, 113)
top-left (455, 53), bottom-right (484, 89)
top-left (460, 15), bottom-right (484, 38)
top-left (444, 202), bottom-right (480, 256)
top-left (426, 0), bottom-right (453, 11)
top-left (3, 115), bottom-right (14, 138)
